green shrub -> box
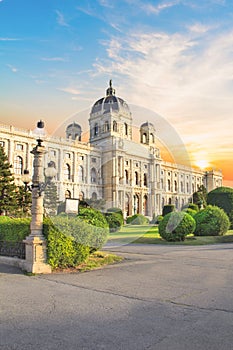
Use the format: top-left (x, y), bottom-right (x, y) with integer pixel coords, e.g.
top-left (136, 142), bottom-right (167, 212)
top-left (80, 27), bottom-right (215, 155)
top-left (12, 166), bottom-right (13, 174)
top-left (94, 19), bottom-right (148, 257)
top-left (126, 214), bottom-right (149, 225)
top-left (43, 218), bottom-right (87, 269)
top-left (187, 203), bottom-right (199, 211)
top-left (182, 208), bottom-right (197, 217)
top-left (151, 214), bottom-right (163, 224)
top-left (107, 207), bottom-right (123, 217)
top-left (162, 205), bottom-right (175, 217)
top-left (43, 216), bottom-right (109, 269)
top-left (105, 212), bottom-right (123, 232)
top-left (207, 187), bottom-right (233, 228)
top-left (0, 216), bottom-right (30, 241)
top-left (78, 207), bottom-right (109, 229)
top-left (159, 212), bottom-right (196, 242)
top-left (194, 205), bottom-right (230, 236)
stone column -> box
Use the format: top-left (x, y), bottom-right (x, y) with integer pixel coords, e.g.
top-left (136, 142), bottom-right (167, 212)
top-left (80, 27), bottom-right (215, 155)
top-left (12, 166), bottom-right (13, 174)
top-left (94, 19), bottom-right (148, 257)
top-left (23, 142), bottom-right (51, 274)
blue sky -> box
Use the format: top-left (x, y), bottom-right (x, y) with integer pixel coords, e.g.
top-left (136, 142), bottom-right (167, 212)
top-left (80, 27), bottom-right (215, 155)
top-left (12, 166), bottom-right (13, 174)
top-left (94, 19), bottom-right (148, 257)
top-left (1, 0), bottom-right (233, 183)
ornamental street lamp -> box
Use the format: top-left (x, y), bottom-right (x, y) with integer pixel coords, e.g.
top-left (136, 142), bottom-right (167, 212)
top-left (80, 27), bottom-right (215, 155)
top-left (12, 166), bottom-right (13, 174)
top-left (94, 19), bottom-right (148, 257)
top-left (23, 120), bottom-right (56, 274)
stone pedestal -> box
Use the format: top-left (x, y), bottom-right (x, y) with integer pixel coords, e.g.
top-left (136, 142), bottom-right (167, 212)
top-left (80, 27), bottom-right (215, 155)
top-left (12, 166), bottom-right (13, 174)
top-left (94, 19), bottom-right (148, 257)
top-left (23, 141), bottom-right (52, 274)
top-left (23, 236), bottom-right (52, 274)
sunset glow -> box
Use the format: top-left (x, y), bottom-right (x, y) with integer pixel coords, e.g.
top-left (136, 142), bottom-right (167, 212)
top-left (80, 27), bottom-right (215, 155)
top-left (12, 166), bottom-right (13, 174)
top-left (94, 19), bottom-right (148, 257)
top-left (0, 1), bottom-right (232, 186)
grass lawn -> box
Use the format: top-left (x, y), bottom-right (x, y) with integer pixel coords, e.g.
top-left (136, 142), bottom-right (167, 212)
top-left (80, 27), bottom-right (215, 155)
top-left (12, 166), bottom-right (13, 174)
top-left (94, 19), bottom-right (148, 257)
top-left (108, 225), bottom-right (233, 246)
top-left (51, 251), bottom-right (123, 273)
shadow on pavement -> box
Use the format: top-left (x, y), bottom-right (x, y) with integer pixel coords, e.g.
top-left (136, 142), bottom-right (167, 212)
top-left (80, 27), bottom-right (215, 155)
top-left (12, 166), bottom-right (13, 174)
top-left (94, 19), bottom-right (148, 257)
top-left (0, 263), bottom-right (23, 275)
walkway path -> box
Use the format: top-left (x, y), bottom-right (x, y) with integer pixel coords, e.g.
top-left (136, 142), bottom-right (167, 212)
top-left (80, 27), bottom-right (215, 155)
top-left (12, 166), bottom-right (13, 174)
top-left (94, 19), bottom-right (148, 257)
top-left (1, 243), bottom-right (233, 349)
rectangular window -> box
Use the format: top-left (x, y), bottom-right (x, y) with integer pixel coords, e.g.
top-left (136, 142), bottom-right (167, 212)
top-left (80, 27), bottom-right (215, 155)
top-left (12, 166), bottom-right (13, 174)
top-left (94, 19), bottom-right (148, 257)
top-left (92, 157), bottom-right (96, 163)
top-left (0, 141), bottom-right (5, 147)
top-left (50, 150), bottom-right (56, 157)
top-left (79, 155), bottom-right (84, 161)
top-left (16, 143), bottom-right (23, 151)
top-left (65, 152), bottom-right (71, 158)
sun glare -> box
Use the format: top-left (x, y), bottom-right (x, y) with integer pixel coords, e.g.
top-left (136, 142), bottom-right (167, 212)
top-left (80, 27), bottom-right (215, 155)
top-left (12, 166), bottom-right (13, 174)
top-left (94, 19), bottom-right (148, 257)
top-left (196, 159), bottom-right (209, 169)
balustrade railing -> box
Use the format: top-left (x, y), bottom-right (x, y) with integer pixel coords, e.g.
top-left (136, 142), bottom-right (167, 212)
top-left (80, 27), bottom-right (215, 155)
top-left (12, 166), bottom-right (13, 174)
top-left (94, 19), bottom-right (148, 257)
top-left (0, 241), bottom-right (25, 259)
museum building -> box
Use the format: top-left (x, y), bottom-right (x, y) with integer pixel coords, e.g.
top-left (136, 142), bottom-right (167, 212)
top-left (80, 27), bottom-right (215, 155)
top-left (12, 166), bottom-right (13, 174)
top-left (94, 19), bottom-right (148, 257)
top-left (0, 81), bottom-right (222, 218)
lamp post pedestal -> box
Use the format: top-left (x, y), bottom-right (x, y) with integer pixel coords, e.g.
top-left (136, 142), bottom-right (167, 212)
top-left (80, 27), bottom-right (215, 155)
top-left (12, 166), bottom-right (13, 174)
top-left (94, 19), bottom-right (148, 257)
top-left (23, 143), bottom-right (51, 274)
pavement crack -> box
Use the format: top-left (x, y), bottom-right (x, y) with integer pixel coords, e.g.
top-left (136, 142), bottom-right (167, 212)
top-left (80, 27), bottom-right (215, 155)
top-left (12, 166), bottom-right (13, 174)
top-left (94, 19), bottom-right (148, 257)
top-left (165, 299), bottom-right (233, 314)
top-left (38, 276), bottom-right (150, 303)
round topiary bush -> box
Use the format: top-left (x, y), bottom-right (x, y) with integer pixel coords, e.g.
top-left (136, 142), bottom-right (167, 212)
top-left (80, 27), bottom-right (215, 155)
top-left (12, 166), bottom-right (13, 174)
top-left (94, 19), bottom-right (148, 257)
top-left (182, 208), bottom-right (197, 217)
top-left (126, 214), bottom-right (149, 225)
top-left (78, 207), bottom-right (109, 229)
top-left (105, 212), bottom-right (124, 232)
top-left (107, 207), bottom-right (123, 217)
top-left (194, 205), bottom-right (230, 236)
top-left (187, 203), bottom-right (199, 212)
top-left (207, 187), bottom-right (233, 229)
top-left (159, 212), bottom-right (196, 242)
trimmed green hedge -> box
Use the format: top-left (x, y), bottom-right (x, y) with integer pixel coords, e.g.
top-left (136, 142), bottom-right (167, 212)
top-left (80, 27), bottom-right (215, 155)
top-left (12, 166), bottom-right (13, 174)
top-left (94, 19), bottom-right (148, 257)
top-left (126, 214), bottom-right (149, 225)
top-left (194, 205), bottom-right (230, 236)
top-left (78, 207), bottom-right (109, 229)
top-left (105, 212), bottom-right (123, 232)
top-left (207, 187), bottom-right (233, 229)
top-left (182, 208), bottom-right (198, 217)
top-left (159, 212), bottom-right (196, 242)
top-left (0, 216), bottom-right (30, 241)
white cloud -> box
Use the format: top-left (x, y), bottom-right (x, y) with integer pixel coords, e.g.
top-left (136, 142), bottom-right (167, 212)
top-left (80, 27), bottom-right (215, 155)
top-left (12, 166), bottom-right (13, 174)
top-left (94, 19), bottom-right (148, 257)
top-left (6, 64), bottom-right (18, 73)
top-left (41, 57), bottom-right (66, 62)
top-left (187, 23), bottom-right (215, 33)
top-left (98, 0), bottom-right (114, 8)
top-left (0, 37), bottom-right (21, 41)
top-left (141, 0), bottom-right (180, 14)
top-left (57, 87), bottom-right (81, 95)
top-left (55, 10), bottom-right (69, 27)
top-left (94, 28), bottom-right (233, 165)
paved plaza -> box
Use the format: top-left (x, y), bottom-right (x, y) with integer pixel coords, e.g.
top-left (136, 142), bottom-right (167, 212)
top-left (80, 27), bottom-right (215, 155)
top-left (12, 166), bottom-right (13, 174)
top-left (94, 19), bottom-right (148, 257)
top-left (1, 243), bottom-right (233, 350)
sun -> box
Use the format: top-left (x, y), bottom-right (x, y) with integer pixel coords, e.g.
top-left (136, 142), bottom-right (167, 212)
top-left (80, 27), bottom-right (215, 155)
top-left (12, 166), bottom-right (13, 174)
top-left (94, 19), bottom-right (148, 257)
top-left (195, 159), bottom-right (209, 169)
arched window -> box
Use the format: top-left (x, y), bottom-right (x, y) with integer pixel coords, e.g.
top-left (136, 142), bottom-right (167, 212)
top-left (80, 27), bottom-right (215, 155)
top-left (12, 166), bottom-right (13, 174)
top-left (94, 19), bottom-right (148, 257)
top-left (192, 183), bottom-right (195, 193)
top-left (135, 171), bottom-right (139, 186)
top-left (91, 168), bottom-right (97, 183)
top-left (78, 165), bottom-right (84, 182)
top-left (14, 156), bottom-right (23, 175)
top-left (125, 193), bottom-right (130, 216)
top-left (180, 182), bottom-right (184, 192)
top-left (64, 163), bottom-right (71, 180)
top-left (124, 123), bottom-right (128, 136)
top-left (161, 179), bottom-right (164, 190)
top-left (94, 123), bottom-right (98, 136)
top-left (143, 195), bottom-right (148, 215)
top-left (167, 179), bottom-right (171, 191)
top-left (186, 183), bottom-right (189, 193)
top-left (104, 121), bottom-right (110, 132)
top-left (168, 197), bottom-right (172, 205)
top-left (133, 194), bottom-right (140, 214)
top-left (142, 133), bottom-right (147, 143)
top-left (174, 180), bottom-right (177, 192)
top-left (125, 169), bottom-right (129, 184)
top-left (150, 133), bottom-right (154, 143)
top-left (65, 190), bottom-right (71, 199)
top-left (175, 197), bottom-right (179, 209)
top-left (162, 197), bottom-right (165, 208)
top-left (113, 120), bottom-right (118, 132)
top-left (92, 192), bottom-right (97, 200)
top-left (143, 173), bottom-right (147, 187)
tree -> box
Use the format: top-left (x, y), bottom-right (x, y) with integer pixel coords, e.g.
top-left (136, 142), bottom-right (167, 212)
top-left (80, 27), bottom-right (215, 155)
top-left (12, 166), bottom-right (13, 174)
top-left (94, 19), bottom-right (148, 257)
top-left (16, 185), bottom-right (31, 217)
top-left (207, 187), bottom-right (233, 229)
top-left (43, 180), bottom-right (58, 216)
top-left (193, 185), bottom-right (207, 208)
top-left (0, 145), bottom-right (18, 215)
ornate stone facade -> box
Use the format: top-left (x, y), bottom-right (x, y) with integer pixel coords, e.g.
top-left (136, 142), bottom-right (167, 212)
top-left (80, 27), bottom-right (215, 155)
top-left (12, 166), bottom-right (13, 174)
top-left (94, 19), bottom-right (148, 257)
top-left (0, 82), bottom-right (222, 218)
